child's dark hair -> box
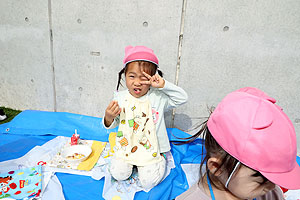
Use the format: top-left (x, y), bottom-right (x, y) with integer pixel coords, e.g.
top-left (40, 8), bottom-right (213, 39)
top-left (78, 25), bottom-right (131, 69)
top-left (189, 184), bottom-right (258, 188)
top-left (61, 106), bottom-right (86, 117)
top-left (116, 61), bottom-right (163, 90)
top-left (175, 108), bottom-right (267, 190)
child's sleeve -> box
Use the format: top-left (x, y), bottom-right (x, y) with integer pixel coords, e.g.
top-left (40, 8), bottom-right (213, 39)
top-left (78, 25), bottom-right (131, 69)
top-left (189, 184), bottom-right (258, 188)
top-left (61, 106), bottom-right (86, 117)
top-left (102, 116), bottom-right (119, 129)
top-left (159, 80), bottom-right (188, 109)
top-left (101, 91), bottom-right (120, 129)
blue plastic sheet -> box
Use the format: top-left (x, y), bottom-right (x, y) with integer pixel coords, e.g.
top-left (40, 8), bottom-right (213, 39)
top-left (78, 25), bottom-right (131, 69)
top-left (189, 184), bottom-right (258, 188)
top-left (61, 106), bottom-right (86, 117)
top-left (1, 110), bottom-right (299, 200)
top-left (0, 110), bottom-right (203, 200)
top-left (0, 110), bottom-right (118, 142)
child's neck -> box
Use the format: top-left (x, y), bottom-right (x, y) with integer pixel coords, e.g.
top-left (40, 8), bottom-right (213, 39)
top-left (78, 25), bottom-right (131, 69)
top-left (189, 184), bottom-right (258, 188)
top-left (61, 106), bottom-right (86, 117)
top-left (202, 175), bottom-right (244, 200)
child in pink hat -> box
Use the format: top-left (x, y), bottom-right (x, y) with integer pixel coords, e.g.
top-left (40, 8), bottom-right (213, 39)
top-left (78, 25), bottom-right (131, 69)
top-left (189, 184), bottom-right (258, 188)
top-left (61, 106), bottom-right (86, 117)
top-left (102, 46), bottom-right (188, 190)
top-left (176, 87), bottom-right (300, 200)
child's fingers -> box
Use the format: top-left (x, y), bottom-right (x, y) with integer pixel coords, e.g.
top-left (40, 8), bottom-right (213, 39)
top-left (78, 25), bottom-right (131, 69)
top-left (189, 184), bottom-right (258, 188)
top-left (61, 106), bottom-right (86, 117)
top-left (112, 104), bottom-right (120, 115)
top-left (140, 80), bottom-right (151, 85)
top-left (112, 101), bottom-right (120, 108)
top-left (107, 101), bottom-right (115, 109)
top-left (157, 74), bottom-right (162, 79)
top-left (116, 107), bottom-right (121, 115)
top-left (108, 101), bottom-right (118, 112)
top-left (154, 74), bottom-right (159, 83)
top-left (142, 71), bottom-right (152, 79)
top-left (112, 102), bottom-right (120, 111)
top-left (108, 100), bottom-right (118, 109)
top-left (112, 107), bottom-right (121, 118)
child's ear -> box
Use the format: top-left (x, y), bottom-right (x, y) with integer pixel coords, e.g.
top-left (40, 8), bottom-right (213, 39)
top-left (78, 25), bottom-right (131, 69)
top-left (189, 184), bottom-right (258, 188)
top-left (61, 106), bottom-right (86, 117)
top-left (207, 157), bottom-right (222, 176)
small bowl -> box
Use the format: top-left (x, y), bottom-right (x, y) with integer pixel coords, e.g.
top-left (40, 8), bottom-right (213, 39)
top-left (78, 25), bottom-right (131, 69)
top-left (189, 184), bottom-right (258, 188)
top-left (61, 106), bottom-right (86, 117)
top-left (61, 145), bottom-right (92, 163)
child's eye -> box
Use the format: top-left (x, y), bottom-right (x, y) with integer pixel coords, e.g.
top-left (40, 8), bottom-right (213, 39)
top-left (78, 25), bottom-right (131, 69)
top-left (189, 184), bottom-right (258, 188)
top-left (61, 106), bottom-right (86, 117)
top-left (252, 172), bottom-right (261, 177)
top-left (252, 172), bottom-right (268, 183)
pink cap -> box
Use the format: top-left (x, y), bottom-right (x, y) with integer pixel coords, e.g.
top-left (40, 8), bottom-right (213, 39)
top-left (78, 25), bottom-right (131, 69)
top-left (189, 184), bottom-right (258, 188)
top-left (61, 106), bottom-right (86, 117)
top-left (123, 45), bottom-right (159, 67)
top-left (207, 87), bottom-right (300, 189)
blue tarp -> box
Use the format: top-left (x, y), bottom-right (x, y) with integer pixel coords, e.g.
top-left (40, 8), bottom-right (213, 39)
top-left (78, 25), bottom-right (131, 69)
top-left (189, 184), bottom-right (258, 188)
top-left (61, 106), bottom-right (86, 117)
top-left (0, 110), bottom-right (205, 200)
top-left (1, 110), bottom-right (299, 200)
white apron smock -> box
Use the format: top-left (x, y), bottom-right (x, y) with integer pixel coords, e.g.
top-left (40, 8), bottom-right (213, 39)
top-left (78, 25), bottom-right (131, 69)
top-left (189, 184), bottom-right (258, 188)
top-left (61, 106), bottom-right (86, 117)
top-left (115, 93), bottom-right (162, 166)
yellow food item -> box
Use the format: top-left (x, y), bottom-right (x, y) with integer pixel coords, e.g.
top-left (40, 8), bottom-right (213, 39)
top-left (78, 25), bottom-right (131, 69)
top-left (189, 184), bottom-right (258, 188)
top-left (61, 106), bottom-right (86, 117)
top-left (67, 153), bottom-right (85, 160)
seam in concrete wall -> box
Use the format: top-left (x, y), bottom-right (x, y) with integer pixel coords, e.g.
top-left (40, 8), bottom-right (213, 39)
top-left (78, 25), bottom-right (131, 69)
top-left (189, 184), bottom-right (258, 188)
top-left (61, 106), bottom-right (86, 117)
top-left (171, 0), bottom-right (187, 127)
top-left (48, 0), bottom-right (57, 111)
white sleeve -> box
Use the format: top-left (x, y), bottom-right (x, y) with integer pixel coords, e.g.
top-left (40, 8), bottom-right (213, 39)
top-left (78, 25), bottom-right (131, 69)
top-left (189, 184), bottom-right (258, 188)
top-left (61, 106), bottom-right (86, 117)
top-left (158, 80), bottom-right (188, 109)
top-left (102, 116), bottom-right (119, 129)
top-left (102, 91), bottom-right (120, 129)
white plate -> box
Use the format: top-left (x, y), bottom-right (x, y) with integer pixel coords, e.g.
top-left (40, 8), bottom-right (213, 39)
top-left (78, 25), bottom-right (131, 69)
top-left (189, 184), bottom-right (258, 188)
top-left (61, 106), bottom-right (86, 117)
top-left (61, 145), bottom-right (92, 163)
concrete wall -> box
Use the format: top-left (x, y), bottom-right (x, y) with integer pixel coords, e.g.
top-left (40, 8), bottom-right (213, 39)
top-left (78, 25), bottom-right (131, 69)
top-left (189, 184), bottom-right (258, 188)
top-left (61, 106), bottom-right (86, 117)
top-left (1, 0), bottom-right (300, 153)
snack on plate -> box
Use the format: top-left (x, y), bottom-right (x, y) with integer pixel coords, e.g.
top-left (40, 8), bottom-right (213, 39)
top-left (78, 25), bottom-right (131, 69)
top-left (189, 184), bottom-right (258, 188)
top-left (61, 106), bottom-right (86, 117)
top-left (67, 153), bottom-right (85, 160)
top-left (61, 145), bottom-right (92, 163)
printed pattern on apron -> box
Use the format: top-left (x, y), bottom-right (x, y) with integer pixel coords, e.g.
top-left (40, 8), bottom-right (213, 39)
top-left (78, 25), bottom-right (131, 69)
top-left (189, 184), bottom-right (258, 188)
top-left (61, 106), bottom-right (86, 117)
top-left (115, 94), bottom-right (162, 166)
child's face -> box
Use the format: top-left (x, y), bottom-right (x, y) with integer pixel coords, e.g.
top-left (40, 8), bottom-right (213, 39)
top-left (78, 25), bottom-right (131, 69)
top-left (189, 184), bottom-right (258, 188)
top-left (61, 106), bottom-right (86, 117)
top-left (125, 62), bottom-right (151, 98)
top-left (222, 165), bottom-right (276, 199)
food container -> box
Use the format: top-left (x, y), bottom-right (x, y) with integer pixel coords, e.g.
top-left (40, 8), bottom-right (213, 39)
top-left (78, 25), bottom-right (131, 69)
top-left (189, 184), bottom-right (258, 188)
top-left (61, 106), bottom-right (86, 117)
top-left (61, 145), bottom-right (92, 163)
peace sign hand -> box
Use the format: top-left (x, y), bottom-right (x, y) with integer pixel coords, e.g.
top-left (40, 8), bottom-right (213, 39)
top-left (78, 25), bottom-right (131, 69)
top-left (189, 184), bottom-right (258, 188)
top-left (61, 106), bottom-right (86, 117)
top-left (141, 71), bottom-right (165, 88)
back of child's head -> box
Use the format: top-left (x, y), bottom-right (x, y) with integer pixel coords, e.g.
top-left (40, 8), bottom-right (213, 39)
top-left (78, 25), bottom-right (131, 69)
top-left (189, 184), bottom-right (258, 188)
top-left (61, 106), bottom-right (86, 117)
top-left (204, 87), bottom-right (300, 190)
top-left (193, 122), bottom-right (241, 189)
top-left (116, 45), bottom-right (163, 90)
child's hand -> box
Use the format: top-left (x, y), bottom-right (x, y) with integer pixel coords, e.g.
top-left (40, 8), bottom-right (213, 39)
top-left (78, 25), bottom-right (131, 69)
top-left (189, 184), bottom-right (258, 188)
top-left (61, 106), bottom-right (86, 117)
top-left (141, 71), bottom-right (165, 88)
top-left (104, 101), bottom-right (121, 127)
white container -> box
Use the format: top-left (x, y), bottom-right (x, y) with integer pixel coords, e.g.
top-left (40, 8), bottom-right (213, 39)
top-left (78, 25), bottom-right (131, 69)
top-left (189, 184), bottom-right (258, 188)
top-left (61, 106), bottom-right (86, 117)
top-left (61, 145), bottom-right (92, 163)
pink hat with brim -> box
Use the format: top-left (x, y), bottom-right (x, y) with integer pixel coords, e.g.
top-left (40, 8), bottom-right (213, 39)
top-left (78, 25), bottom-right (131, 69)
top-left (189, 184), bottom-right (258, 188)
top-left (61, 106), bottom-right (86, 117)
top-left (207, 87), bottom-right (300, 190)
top-left (123, 45), bottom-right (159, 67)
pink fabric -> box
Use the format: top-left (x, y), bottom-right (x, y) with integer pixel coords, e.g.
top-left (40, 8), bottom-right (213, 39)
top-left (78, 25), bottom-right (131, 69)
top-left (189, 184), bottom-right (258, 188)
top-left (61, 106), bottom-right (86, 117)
top-left (123, 45), bottom-right (159, 66)
top-left (207, 87), bottom-right (300, 190)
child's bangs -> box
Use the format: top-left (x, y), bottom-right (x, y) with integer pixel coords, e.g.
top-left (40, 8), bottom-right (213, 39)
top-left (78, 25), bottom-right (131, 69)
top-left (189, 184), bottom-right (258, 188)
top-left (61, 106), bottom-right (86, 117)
top-left (138, 61), bottom-right (157, 76)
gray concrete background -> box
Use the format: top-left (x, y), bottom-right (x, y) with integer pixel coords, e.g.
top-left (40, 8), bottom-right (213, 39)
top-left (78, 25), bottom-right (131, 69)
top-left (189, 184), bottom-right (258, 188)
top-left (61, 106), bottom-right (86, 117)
top-left (1, 0), bottom-right (300, 154)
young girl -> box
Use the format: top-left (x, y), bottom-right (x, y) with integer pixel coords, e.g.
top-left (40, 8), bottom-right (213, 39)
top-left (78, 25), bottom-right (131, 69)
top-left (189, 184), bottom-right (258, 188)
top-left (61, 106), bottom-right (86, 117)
top-left (103, 45), bottom-right (188, 189)
top-left (176, 87), bottom-right (300, 200)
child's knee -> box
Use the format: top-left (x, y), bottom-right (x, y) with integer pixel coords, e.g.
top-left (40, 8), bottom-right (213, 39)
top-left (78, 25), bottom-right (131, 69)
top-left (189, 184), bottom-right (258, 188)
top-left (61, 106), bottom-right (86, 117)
top-left (110, 158), bottom-right (133, 181)
top-left (139, 170), bottom-right (164, 190)
top-left (139, 178), bottom-right (157, 190)
top-left (138, 159), bottom-right (166, 189)
top-left (110, 168), bottom-right (131, 181)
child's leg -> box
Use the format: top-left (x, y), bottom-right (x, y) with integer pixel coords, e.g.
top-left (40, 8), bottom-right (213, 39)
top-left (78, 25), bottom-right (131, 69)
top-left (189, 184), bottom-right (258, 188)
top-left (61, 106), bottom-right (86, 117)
top-left (138, 157), bottom-right (166, 190)
top-left (110, 157), bottom-right (133, 180)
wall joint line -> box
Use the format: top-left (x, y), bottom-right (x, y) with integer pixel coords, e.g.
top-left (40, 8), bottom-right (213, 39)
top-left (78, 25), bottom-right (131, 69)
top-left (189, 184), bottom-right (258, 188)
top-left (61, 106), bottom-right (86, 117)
top-left (48, 0), bottom-right (57, 112)
top-left (171, 0), bottom-right (187, 127)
